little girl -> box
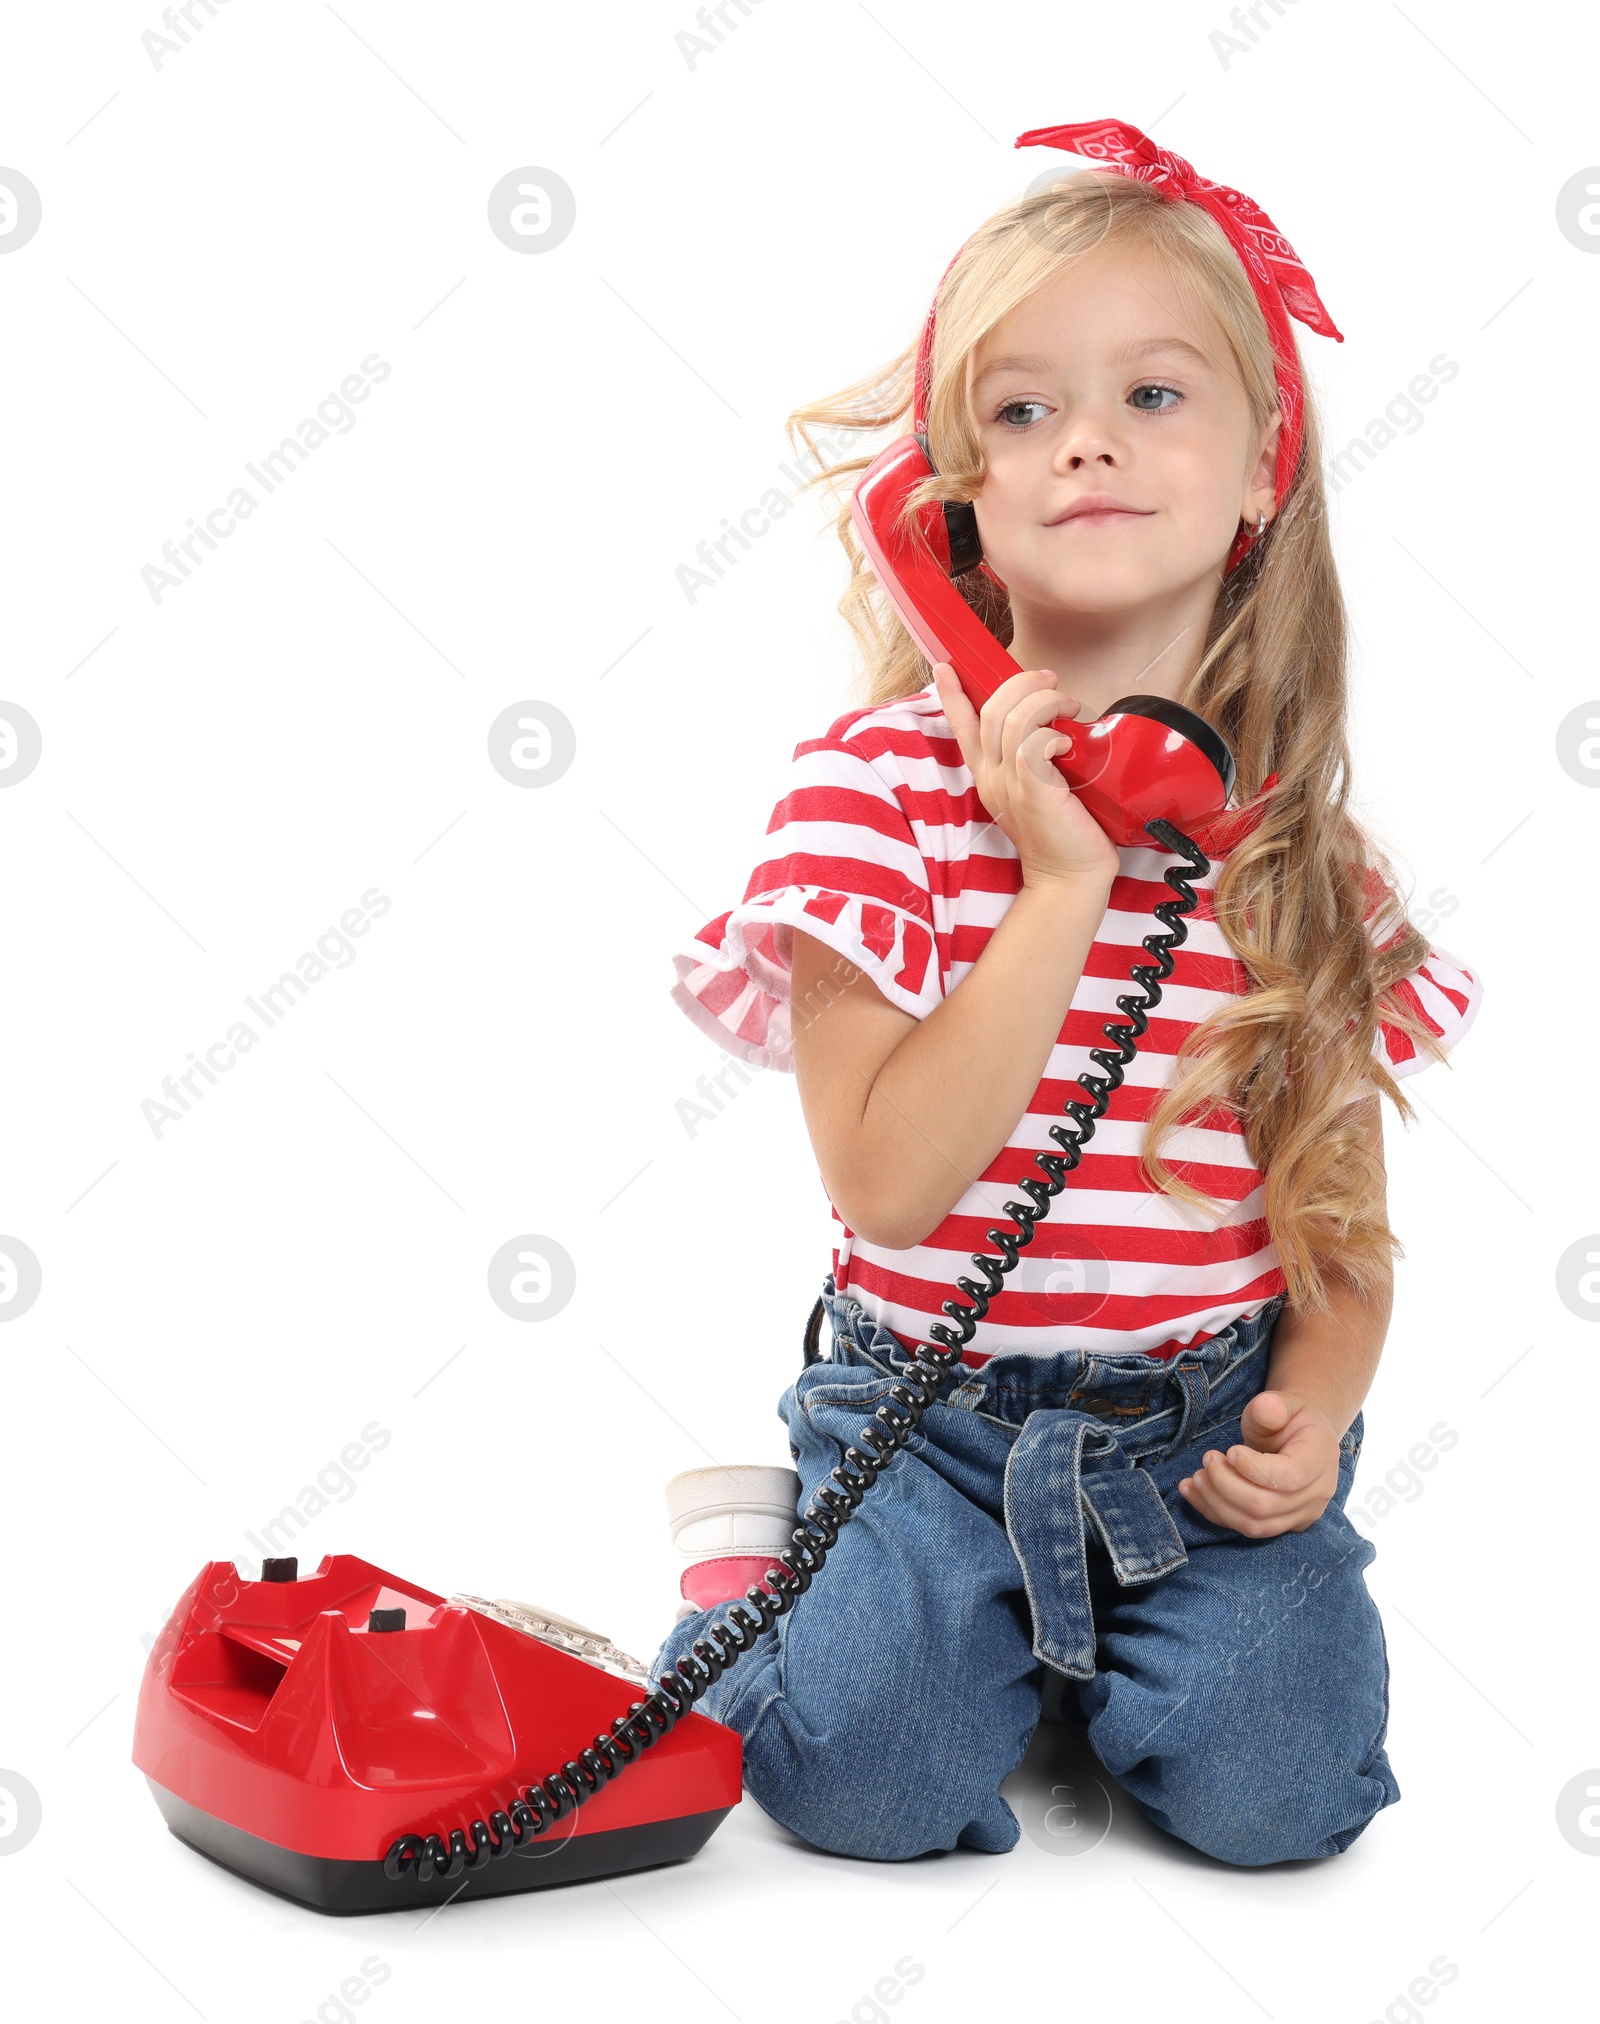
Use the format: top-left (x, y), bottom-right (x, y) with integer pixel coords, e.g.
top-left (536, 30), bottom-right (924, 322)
top-left (650, 119), bottom-right (1482, 1869)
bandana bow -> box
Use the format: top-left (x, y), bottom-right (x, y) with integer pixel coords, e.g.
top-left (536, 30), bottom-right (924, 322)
top-left (1014, 119), bottom-right (1343, 570)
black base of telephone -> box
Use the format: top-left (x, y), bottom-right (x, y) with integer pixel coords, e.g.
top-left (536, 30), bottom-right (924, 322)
top-left (145, 1779), bottom-right (733, 1916)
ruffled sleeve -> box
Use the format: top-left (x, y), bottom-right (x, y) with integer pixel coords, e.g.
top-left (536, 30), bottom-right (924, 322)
top-left (1372, 945), bottom-right (1483, 1079)
top-left (1360, 868), bottom-right (1484, 1082)
top-left (671, 731), bottom-right (943, 1072)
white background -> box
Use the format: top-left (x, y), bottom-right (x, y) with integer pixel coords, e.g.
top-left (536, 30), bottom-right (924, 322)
top-left (0, 1), bottom-right (1592, 2019)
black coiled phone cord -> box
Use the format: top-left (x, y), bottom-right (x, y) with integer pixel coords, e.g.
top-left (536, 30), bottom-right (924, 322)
top-left (385, 818), bottom-right (1209, 1885)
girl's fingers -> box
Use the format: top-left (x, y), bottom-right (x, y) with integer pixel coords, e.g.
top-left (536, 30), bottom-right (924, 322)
top-left (1016, 726), bottom-right (1074, 786)
top-left (932, 662), bottom-right (975, 729)
top-left (1196, 1452), bottom-right (1272, 1516)
top-left (931, 664), bottom-right (982, 776)
top-left (1223, 1442), bottom-right (1304, 1492)
top-left (935, 663), bottom-right (1082, 813)
top-left (1177, 1470), bottom-right (1232, 1530)
top-left (1179, 1464), bottom-right (1304, 1536)
top-left (982, 678), bottom-right (1027, 774)
top-left (1177, 1473), bottom-right (1217, 1524)
top-left (1000, 681), bottom-right (1077, 775)
top-left (982, 670), bottom-right (1060, 773)
top-left (1183, 1451), bottom-right (1290, 1527)
top-left (1180, 1483), bottom-right (1304, 1538)
top-left (931, 662), bottom-right (967, 727)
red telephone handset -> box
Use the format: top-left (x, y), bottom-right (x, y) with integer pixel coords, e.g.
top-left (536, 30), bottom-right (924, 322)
top-left (850, 434), bottom-right (1236, 847)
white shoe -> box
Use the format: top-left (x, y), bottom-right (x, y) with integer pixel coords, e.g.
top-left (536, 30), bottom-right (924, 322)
top-left (666, 1463), bottom-right (803, 1621)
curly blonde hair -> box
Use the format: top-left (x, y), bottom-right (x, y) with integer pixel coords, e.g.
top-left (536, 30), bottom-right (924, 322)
top-left (780, 169), bottom-right (1452, 1314)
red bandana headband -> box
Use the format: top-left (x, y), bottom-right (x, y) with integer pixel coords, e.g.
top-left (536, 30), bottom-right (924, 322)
top-left (913, 118), bottom-right (1344, 575)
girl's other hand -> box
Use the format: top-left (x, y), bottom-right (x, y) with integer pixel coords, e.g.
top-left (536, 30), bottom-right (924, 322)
top-left (932, 662), bottom-right (1121, 892)
top-left (1177, 1391), bottom-right (1343, 1537)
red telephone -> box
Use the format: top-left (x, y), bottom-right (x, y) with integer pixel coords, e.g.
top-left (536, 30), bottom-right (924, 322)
top-left (849, 434), bottom-right (1235, 846)
top-left (133, 1555), bottom-right (741, 1912)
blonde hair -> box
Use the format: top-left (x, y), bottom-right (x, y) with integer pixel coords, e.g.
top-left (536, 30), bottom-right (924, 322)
top-left (781, 170), bottom-right (1451, 1314)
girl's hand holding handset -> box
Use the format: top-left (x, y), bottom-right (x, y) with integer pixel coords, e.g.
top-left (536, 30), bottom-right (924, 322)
top-left (932, 662), bottom-right (1121, 892)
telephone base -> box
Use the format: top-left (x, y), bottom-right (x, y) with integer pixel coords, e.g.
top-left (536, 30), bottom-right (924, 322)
top-left (146, 1779), bottom-right (733, 1916)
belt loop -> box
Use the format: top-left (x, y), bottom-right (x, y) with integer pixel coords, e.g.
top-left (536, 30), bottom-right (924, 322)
top-left (1155, 1361), bottom-right (1210, 1459)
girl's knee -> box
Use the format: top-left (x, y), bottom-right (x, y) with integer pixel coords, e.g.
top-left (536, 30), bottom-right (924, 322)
top-left (1080, 1666), bottom-right (1401, 1865)
top-left (742, 1726), bottom-right (1021, 1861)
top-left (1159, 1788), bottom-right (1394, 1866)
top-left (647, 1621), bottom-right (998, 1859)
top-left (1139, 1741), bottom-right (1401, 1866)
top-left (733, 1664), bottom-right (1029, 1860)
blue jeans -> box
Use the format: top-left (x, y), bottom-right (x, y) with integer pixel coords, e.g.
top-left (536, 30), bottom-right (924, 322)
top-left (650, 1279), bottom-right (1399, 1867)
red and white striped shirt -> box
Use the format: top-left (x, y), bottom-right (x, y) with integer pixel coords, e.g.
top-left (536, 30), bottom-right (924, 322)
top-left (672, 680), bottom-right (1483, 1365)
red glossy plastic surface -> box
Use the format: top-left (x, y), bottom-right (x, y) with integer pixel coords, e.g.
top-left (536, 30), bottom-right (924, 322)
top-left (850, 437), bottom-right (1231, 846)
top-left (132, 1556), bottom-right (742, 1863)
